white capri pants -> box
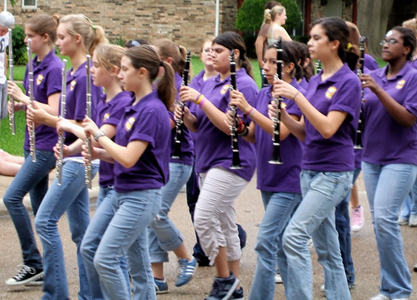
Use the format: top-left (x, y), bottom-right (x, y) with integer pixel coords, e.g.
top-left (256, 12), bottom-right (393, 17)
top-left (194, 167), bottom-right (248, 265)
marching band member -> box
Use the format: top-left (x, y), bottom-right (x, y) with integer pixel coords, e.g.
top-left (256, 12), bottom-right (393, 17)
top-left (4, 14), bottom-right (62, 287)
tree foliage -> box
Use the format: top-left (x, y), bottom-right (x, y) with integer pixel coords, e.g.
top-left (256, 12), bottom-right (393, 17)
top-left (10, 25), bottom-right (28, 65)
top-left (235, 0), bottom-right (302, 32)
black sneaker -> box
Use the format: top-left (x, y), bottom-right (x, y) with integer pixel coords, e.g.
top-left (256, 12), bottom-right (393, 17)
top-left (231, 287), bottom-right (244, 300)
top-left (5, 265), bottom-right (43, 286)
top-left (205, 272), bottom-right (240, 300)
top-left (25, 275), bottom-right (43, 287)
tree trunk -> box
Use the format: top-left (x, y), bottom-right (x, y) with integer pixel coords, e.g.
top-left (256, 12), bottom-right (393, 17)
top-left (357, 0), bottom-right (394, 58)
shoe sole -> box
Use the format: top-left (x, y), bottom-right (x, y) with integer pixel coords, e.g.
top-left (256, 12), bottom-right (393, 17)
top-left (221, 278), bottom-right (240, 300)
top-left (25, 281), bottom-right (43, 287)
top-left (175, 263), bottom-right (198, 287)
top-left (5, 272), bottom-right (44, 286)
top-left (351, 224), bottom-right (364, 232)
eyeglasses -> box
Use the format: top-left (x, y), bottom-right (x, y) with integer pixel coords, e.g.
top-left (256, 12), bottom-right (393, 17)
top-left (202, 48), bottom-right (212, 54)
top-left (380, 39), bottom-right (403, 46)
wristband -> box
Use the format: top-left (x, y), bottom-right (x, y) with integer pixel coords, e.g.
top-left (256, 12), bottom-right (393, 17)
top-left (94, 130), bottom-right (106, 142)
top-left (238, 126), bottom-right (249, 136)
top-left (248, 107), bottom-right (256, 118)
top-left (199, 97), bottom-right (207, 108)
top-left (195, 94), bottom-right (204, 105)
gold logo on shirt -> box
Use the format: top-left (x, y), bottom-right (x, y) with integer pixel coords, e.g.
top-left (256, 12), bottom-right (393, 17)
top-left (395, 79), bottom-right (405, 89)
top-left (125, 117), bottom-right (135, 132)
top-left (103, 112), bottom-right (110, 121)
top-left (325, 86), bottom-right (337, 100)
top-left (36, 74), bottom-right (44, 85)
top-left (70, 80), bottom-right (77, 91)
top-left (221, 84), bottom-right (230, 95)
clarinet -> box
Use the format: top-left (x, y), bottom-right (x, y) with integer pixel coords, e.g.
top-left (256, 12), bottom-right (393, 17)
top-left (315, 59), bottom-right (322, 74)
top-left (172, 50), bottom-right (191, 159)
top-left (8, 28), bottom-right (15, 135)
top-left (85, 55), bottom-right (93, 189)
top-left (56, 59), bottom-right (67, 185)
top-left (27, 39), bottom-right (36, 162)
top-left (269, 38), bottom-right (283, 164)
top-left (354, 36), bottom-right (366, 149)
top-left (229, 49), bottom-right (242, 170)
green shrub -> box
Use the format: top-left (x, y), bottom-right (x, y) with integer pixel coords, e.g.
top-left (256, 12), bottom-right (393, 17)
top-left (10, 25), bottom-right (28, 65)
top-left (235, 0), bottom-right (302, 32)
top-left (110, 34), bottom-right (125, 47)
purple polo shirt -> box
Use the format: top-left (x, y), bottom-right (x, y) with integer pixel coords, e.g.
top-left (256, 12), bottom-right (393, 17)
top-left (362, 63), bottom-right (417, 165)
top-left (62, 61), bottom-right (103, 152)
top-left (255, 78), bottom-right (304, 193)
top-left (299, 77), bottom-right (309, 91)
top-left (364, 54), bottom-right (379, 71)
top-left (191, 68), bottom-right (259, 181)
top-left (170, 72), bottom-right (194, 165)
top-left (95, 91), bottom-right (133, 187)
top-left (113, 91), bottom-right (171, 193)
top-left (409, 59), bottom-right (417, 70)
top-left (303, 63), bottom-right (361, 171)
top-left (23, 50), bottom-right (62, 152)
top-left (187, 70), bottom-right (206, 147)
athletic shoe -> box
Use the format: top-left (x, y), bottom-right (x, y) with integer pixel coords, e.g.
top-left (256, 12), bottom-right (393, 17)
top-left (398, 217), bottom-right (409, 226)
top-left (370, 293), bottom-right (409, 300)
top-left (231, 287), bottom-right (244, 300)
top-left (175, 256), bottom-right (198, 287)
top-left (351, 205), bottom-right (365, 232)
top-left (5, 265), bottom-right (43, 286)
top-left (414, 263), bottom-right (417, 272)
top-left (205, 272), bottom-right (240, 300)
top-left (408, 214), bottom-right (417, 227)
top-left (275, 274), bottom-right (282, 284)
top-left (154, 278), bottom-right (168, 294)
top-left (25, 275), bottom-right (43, 286)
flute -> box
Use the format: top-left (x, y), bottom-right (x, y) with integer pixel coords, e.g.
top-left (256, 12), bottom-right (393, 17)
top-left (354, 36), bottom-right (366, 149)
top-left (56, 59), bottom-right (67, 185)
top-left (85, 55), bottom-right (92, 189)
top-left (8, 28), bottom-right (15, 135)
top-left (27, 39), bottom-right (36, 162)
top-left (229, 49), bottom-right (242, 170)
top-left (269, 38), bottom-right (283, 164)
top-left (172, 50), bottom-right (191, 159)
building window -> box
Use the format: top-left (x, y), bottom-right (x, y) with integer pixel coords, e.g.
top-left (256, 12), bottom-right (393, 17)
top-left (22, 0), bottom-right (37, 9)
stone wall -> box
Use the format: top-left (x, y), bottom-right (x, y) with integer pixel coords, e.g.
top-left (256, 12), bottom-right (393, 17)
top-left (6, 0), bottom-right (238, 55)
top-left (310, 0), bottom-right (353, 22)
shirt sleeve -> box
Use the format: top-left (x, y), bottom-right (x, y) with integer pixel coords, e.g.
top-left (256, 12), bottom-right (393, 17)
top-left (129, 111), bottom-right (160, 148)
top-left (328, 75), bottom-right (361, 121)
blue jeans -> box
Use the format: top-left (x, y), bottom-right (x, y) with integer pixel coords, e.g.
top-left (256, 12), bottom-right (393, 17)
top-left (248, 191), bottom-right (301, 300)
top-left (35, 161), bottom-right (98, 300)
top-left (94, 189), bottom-right (162, 300)
top-left (283, 170), bottom-right (353, 300)
top-left (148, 163), bottom-right (192, 262)
top-left (362, 162), bottom-right (416, 299)
top-left (335, 167), bottom-right (361, 286)
top-left (3, 149), bottom-right (56, 270)
top-left (400, 177), bottom-right (417, 219)
top-left (80, 186), bottom-right (130, 299)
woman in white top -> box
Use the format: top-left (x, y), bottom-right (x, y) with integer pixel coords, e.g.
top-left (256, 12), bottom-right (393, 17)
top-left (265, 5), bottom-right (292, 45)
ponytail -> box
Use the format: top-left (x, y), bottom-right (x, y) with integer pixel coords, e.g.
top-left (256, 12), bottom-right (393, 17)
top-left (157, 61), bottom-right (176, 111)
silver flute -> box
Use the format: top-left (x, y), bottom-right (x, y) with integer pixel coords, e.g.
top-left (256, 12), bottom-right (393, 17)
top-left (85, 55), bottom-right (92, 189)
top-left (27, 39), bottom-right (36, 162)
top-left (8, 29), bottom-right (15, 135)
top-left (56, 59), bottom-right (67, 185)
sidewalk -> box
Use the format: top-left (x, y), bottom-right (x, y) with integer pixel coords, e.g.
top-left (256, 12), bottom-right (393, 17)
top-left (0, 171), bottom-right (99, 215)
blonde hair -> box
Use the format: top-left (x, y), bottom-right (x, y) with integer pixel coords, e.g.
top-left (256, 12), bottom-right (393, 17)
top-left (57, 14), bottom-right (108, 55)
top-left (402, 17), bottom-right (417, 36)
top-left (94, 43), bottom-right (125, 73)
top-left (264, 5), bottom-right (285, 24)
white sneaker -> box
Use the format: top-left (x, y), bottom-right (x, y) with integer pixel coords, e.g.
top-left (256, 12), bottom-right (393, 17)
top-left (408, 214), bottom-right (417, 227)
top-left (398, 217), bottom-right (409, 226)
top-left (320, 284), bottom-right (325, 292)
top-left (370, 293), bottom-right (410, 300)
top-left (275, 274), bottom-right (282, 284)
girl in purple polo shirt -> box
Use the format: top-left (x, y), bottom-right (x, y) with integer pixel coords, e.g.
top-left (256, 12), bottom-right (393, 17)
top-left (359, 27), bottom-right (417, 300)
top-left (226, 41), bottom-right (304, 300)
top-left (147, 38), bottom-right (197, 293)
top-left (4, 14), bottom-right (62, 287)
top-left (82, 45), bottom-right (174, 300)
top-left (179, 31), bottom-right (258, 300)
top-left (26, 14), bottom-right (107, 300)
top-left (55, 43), bottom-right (132, 299)
top-left (272, 17), bottom-right (361, 299)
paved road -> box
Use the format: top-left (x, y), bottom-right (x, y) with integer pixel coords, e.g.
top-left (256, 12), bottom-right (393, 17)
top-left (0, 173), bottom-right (416, 299)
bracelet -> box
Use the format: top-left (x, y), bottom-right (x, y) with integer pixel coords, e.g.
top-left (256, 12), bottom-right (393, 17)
top-left (94, 130), bottom-right (106, 142)
top-left (246, 107), bottom-right (254, 117)
top-left (195, 93), bottom-right (202, 102)
top-left (238, 126), bottom-right (249, 136)
top-left (248, 107), bottom-right (256, 118)
top-left (292, 91), bottom-right (300, 100)
top-left (195, 94), bottom-right (204, 105)
top-left (199, 97), bottom-right (206, 108)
